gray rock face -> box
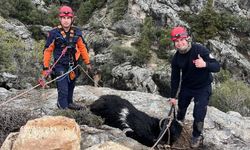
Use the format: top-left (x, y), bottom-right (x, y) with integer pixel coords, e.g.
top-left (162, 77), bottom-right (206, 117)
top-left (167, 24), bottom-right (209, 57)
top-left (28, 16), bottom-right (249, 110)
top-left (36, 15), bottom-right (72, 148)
top-left (31, 0), bottom-right (47, 12)
top-left (0, 87), bottom-right (10, 102)
top-left (112, 16), bottom-right (141, 35)
top-left (208, 39), bottom-right (250, 83)
top-left (0, 16), bottom-right (34, 50)
top-left (0, 73), bottom-right (18, 90)
top-left (111, 62), bottom-right (158, 93)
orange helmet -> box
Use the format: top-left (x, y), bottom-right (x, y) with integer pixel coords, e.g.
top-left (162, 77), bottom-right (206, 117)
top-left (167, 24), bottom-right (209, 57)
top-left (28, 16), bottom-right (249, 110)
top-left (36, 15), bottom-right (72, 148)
top-left (59, 6), bottom-right (74, 17)
top-left (170, 26), bottom-right (189, 41)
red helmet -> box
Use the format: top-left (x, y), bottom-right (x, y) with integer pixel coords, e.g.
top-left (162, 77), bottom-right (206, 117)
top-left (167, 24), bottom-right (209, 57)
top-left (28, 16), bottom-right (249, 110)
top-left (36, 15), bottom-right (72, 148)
top-left (170, 26), bottom-right (189, 41)
top-left (59, 6), bottom-right (74, 17)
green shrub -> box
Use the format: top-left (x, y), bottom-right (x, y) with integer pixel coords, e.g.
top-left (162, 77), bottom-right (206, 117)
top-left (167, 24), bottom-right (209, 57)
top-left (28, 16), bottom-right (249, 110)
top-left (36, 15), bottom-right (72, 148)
top-left (112, 46), bottom-right (133, 64)
top-left (156, 27), bottom-right (174, 61)
top-left (76, 1), bottom-right (95, 25)
top-left (45, 5), bottom-right (60, 26)
top-left (54, 108), bottom-right (104, 127)
top-left (0, 109), bottom-right (37, 146)
top-left (0, 0), bottom-right (58, 26)
top-left (99, 63), bottom-right (114, 85)
top-left (110, 0), bottom-right (128, 22)
top-left (210, 79), bottom-right (250, 116)
top-left (215, 69), bottom-right (232, 83)
top-left (0, 28), bottom-right (45, 86)
top-left (179, 1), bottom-right (230, 42)
top-left (131, 17), bottom-right (159, 66)
top-left (177, 0), bottom-right (192, 6)
top-left (76, 0), bottom-right (106, 25)
top-left (28, 26), bottom-right (44, 40)
top-left (179, 3), bottom-right (219, 43)
top-left (179, 0), bottom-right (250, 43)
top-left (236, 37), bottom-right (250, 57)
top-left (0, 28), bottom-right (25, 72)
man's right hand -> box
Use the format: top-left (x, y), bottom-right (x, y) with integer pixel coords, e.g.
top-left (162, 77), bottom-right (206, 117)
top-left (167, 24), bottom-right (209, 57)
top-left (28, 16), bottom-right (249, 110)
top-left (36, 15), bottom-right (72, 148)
top-left (169, 98), bottom-right (177, 106)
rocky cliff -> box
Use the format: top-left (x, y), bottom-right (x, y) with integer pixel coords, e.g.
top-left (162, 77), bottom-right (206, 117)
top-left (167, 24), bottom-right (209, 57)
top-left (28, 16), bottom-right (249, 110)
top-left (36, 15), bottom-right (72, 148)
top-left (0, 86), bottom-right (250, 149)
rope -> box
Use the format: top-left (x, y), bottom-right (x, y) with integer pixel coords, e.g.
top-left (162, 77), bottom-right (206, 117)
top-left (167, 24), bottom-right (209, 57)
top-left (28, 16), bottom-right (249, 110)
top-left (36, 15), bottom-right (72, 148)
top-left (44, 46), bottom-right (68, 77)
top-left (78, 65), bottom-right (102, 87)
top-left (0, 65), bottom-right (79, 107)
top-left (150, 105), bottom-right (176, 150)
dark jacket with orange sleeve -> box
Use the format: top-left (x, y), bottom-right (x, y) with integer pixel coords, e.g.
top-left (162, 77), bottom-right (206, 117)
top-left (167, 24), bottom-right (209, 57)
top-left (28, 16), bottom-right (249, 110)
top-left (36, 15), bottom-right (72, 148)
top-left (43, 26), bottom-right (90, 69)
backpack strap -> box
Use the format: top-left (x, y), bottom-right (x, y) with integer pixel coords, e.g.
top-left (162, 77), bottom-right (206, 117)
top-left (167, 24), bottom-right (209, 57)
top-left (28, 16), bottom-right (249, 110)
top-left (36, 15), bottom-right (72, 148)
top-left (57, 25), bottom-right (75, 44)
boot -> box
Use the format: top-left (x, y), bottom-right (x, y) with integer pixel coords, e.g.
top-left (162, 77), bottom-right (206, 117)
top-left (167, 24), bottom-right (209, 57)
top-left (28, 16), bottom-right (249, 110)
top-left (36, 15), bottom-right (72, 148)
top-left (68, 103), bottom-right (84, 110)
top-left (191, 135), bottom-right (203, 148)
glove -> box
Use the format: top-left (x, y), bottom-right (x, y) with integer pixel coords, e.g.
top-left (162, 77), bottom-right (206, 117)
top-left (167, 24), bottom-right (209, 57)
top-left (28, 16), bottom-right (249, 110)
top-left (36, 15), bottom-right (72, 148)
top-left (39, 67), bottom-right (51, 88)
top-left (169, 98), bottom-right (177, 106)
top-left (41, 67), bottom-right (52, 78)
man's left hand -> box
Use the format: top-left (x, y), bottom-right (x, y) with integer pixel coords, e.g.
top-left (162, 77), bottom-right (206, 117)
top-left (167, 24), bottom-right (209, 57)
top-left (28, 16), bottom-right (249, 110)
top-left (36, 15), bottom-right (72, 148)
top-left (86, 64), bottom-right (94, 76)
top-left (86, 64), bottom-right (92, 70)
top-left (193, 54), bottom-right (206, 68)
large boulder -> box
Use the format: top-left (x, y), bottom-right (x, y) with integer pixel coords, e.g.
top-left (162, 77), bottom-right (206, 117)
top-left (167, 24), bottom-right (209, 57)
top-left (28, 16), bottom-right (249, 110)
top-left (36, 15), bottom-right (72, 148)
top-left (86, 141), bottom-right (131, 150)
top-left (1, 116), bottom-right (81, 150)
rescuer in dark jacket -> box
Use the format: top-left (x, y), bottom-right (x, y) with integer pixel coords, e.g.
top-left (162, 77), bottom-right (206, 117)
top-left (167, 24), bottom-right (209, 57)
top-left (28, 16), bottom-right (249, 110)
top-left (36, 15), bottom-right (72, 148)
top-left (168, 26), bottom-right (220, 148)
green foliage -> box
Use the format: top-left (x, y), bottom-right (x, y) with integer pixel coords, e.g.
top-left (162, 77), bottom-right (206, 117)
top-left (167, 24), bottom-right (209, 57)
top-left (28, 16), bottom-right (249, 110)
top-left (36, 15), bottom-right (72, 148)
top-left (0, 28), bottom-right (25, 72)
top-left (28, 26), bottom-right (44, 40)
top-left (179, 3), bottom-right (219, 43)
top-left (132, 17), bottom-right (159, 66)
top-left (156, 27), bottom-right (174, 61)
top-left (43, 0), bottom-right (62, 6)
top-left (210, 79), bottom-right (250, 116)
top-left (0, 0), bottom-right (58, 26)
top-left (77, 1), bottom-right (94, 25)
top-left (215, 69), bottom-right (232, 83)
top-left (111, 46), bottom-right (133, 64)
top-left (0, 28), bottom-right (44, 85)
top-left (233, 16), bottom-right (250, 35)
top-left (110, 0), bottom-right (128, 22)
top-left (236, 37), bottom-right (250, 57)
top-left (54, 108), bottom-right (104, 127)
top-left (76, 0), bottom-right (106, 25)
top-left (45, 5), bottom-right (60, 26)
top-left (180, 1), bottom-right (250, 44)
top-left (132, 39), bottom-right (151, 66)
top-left (34, 40), bottom-right (46, 63)
top-left (99, 63), bottom-right (114, 85)
top-left (177, 0), bottom-right (192, 6)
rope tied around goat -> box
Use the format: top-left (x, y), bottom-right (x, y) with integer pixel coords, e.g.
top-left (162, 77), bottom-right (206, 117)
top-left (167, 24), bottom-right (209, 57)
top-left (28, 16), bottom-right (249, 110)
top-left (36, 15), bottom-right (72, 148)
top-left (150, 105), bottom-right (176, 150)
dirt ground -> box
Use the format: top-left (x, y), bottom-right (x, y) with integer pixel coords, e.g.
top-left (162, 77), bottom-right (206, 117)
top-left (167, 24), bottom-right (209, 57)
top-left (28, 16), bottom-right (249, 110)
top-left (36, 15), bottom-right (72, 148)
top-left (155, 120), bottom-right (205, 150)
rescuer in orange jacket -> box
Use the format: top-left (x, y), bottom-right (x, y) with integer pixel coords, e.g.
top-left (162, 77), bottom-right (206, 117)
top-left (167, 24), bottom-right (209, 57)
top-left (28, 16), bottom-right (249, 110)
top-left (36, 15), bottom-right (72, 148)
top-left (42, 5), bottom-right (92, 110)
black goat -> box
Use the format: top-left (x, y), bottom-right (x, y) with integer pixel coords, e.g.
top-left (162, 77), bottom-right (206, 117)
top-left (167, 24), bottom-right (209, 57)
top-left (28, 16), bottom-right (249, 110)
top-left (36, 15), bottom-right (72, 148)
top-left (90, 95), bottom-right (182, 147)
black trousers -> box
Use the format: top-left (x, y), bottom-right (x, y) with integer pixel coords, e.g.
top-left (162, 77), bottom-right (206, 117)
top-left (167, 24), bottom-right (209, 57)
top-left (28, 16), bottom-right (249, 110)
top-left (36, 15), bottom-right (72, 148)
top-left (177, 84), bottom-right (212, 137)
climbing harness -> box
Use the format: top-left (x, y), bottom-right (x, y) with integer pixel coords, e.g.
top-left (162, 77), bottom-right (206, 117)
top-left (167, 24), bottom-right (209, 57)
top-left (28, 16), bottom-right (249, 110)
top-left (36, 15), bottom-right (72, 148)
top-left (39, 25), bottom-right (77, 85)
